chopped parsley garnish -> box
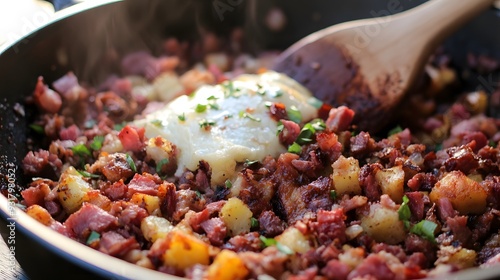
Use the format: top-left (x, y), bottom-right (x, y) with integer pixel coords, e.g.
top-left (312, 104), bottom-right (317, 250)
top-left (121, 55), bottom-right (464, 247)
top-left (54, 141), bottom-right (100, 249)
top-left (296, 123), bottom-right (316, 145)
top-left (126, 154), bottom-right (137, 173)
top-left (288, 142), bottom-right (302, 154)
top-left (77, 170), bottom-right (101, 179)
top-left (156, 158), bottom-right (169, 174)
top-left (245, 159), bottom-right (259, 166)
top-left (251, 217), bottom-right (259, 228)
top-left (276, 121), bottom-right (284, 135)
top-left (398, 195), bottom-right (411, 229)
top-left (151, 119), bottom-right (163, 127)
top-left (29, 124), bottom-right (44, 134)
top-left (330, 190), bottom-right (337, 200)
top-left (195, 104), bottom-right (207, 113)
top-left (287, 106), bottom-right (302, 124)
top-left (178, 113), bottom-right (186, 121)
top-left (90, 135), bottom-right (104, 151)
top-left (259, 236), bottom-right (293, 255)
top-left (199, 119), bottom-right (216, 129)
top-left (195, 190), bottom-right (203, 199)
top-left (207, 95), bottom-right (218, 101)
top-left (86, 231), bottom-right (101, 245)
top-left (239, 111), bottom-right (261, 122)
top-left (225, 179), bottom-right (232, 189)
top-left (208, 103), bottom-right (220, 110)
top-left (388, 125), bottom-right (403, 136)
top-left (72, 144), bottom-right (91, 157)
top-left (489, 140), bottom-right (497, 147)
top-left (273, 90), bottom-right (285, 98)
top-left (310, 119), bottom-right (326, 131)
top-left (410, 220), bottom-right (437, 243)
top-left (222, 81), bottom-right (236, 97)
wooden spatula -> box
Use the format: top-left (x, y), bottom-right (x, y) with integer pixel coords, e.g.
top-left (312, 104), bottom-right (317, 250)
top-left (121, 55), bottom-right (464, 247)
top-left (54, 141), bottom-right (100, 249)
top-left (273, 0), bottom-right (496, 132)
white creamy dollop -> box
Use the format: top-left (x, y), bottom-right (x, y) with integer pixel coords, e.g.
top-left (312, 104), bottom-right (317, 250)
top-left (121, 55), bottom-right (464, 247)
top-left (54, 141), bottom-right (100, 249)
top-left (135, 72), bottom-right (318, 185)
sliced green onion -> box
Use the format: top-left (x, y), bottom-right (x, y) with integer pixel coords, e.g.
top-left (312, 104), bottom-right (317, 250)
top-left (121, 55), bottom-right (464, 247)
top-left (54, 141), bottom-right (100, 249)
top-left (156, 158), bottom-right (169, 174)
top-left (29, 124), bottom-right (44, 134)
top-left (199, 119), bottom-right (216, 129)
top-left (288, 142), bottom-right (302, 154)
top-left (276, 121), bottom-right (284, 135)
top-left (77, 170), bottom-right (101, 179)
top-left (287, 106), bottom-right (302, 124)
top-left (330, 190), bottom-right (337, 200)
top-left (251, 217), bottom-right (259, 228)
top-left (388, 125), bottom-right (403, 136)
top-left (178, 113), bottom-right (186, 121)
top-left (410, 220), bottom-right (437, 243)
top-left (239, 111), bottom-right (261, 122)
top-left (195, 104), bottom-right (207, 113)
top-left (90, 135), bottom-right (104, 151)
top-left (126, 154), bottom-right (137, 173)
top-left (225, 179), bottom-right (232, 189)
top-left (72, 144), bottom-right (91, 157)
top-left (151, 119), bottom-right (163, 127)
top-left (398, 195), bottom-right (411, 229)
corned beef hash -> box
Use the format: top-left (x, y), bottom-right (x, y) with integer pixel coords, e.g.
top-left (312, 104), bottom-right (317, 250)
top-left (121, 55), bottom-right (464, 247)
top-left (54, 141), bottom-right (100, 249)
top-left (8, 37), bottom-right (500, 279)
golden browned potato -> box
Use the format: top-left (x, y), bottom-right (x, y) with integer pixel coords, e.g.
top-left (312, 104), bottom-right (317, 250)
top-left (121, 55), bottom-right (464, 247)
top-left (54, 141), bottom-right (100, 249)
top-left (331, 155), bottom-right (361, 196)
top-left (436, 246), bottom-right (477, 269)
top-left (275, 227), bottom-right (311, 254)
top-left (375, 165), bottom-right (405, 203)
top-left (360, 203), bottom-right (406, 245)
top-left (206, 249), bottom-right (249, 280)
top-left (220, 197), bottom-right (252, 236)
top-left (162, 230), bottom-right (210, 270)
top-left (429, 171), bottom-right (487, 215)
top-left (57, 166), bottom-right (91, 214)
top-left (130, 193), bottom-right (161, 215)
top-left (141, 216), bottom-right (174, 243)
top-left (25, 205), bottom-right (55, 226)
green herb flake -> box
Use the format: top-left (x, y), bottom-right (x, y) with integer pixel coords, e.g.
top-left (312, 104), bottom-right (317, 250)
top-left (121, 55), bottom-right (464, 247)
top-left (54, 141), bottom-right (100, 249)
top-left (245, 159), bottom-right (259, 166)
top-left (330, 190), bottom-right (337, 200)
top-left (398, 195), bottom-right (411, 229)
top-left (195, 104), bottom-right (207, 113)
top-left (156, 158), bottom-right (170, 174)
top-left (178, 113), bottom-right (186, 122)
top-left (208, 103), bottom-right (220, 110)
top-left (287, 106), bottom-right (302, 124)
top-left (90, 135), bottom-right (105, 151)
top-left (259, 236), bottom-right (293, 255)
top-left (239, 111), bottom-right (261, 122)
top-left (296, 123), bottom-right (315, 145)
top-left (77, 170), bottom-right (101, 179)
top-left (207, 95), bottom-right (218, 101)
top-left (29, 124), bottom-right (44, 134)
top-left (251, 217), bottom-right (259, 228)
top-left (222, 81), bottom-right (236, 98)
top-left (113, 121), bottom-right (127, 131)
top-left (273, 90), bottom-right (285, 98)
top-left (388, 125), bottom-right (403, 136)
top-left (126, 154), bottom-right (137, 173)
top-left (72, 144), bottom-right (91, 157)
top-left (86, 231), bottom-right (101, 245)
top-left (288, 142), bottom-right (302, 154)
top-left (259, 236), bottom-right (277, 247)
top-left (410, 220), bottom-right (437, 243)
top-left (276, 243), bottom-right (294, 255)
top-left (489, 140), bottom-right (497, 147)
top-left (276, 121), bottom-right (284, 136)
top-left (307, 97), bottom-right (323, 109)
top-left (151, 119), bottom-right (163, 127)
top-left (225, 179), bottom-right (232, 189)
top-left (199, 119), bottom-right (216, 129)
top-left (195, 190), bottom-right (203, 199)
top-left (310, 119), bottom-right (326, 131)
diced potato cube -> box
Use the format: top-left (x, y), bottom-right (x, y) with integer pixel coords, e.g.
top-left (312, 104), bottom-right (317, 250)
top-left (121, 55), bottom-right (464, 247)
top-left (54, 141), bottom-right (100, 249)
top-left (145, 136), bottom-right (176, 174)
top-left (220, 197), bottom-right (252, 236)
top-left (141, 216), bottom-right (174, 243)
top-left (430, 171), bottom-right (487, 215)
top-left (436, 246), bottom-right (477, 269)
top-left (338, 247), bottom-right (365, 269)
top-left (360, 203), bottom-right (406, 244)
top-left (207, 250), bottom-right (249, 280)
top-left (57, 167), bottom-right (91, 214)
top-left (26, 205), bottom-right (55, 226)
top-left (331, 156), bottom-right (361, 195)
top-left (153, 72), bottom-right (184, 102)
top-left (275, 227), bottom-right (311, 254)
top-left (375, 165), bottom-right (405, 203)
top-left (131, 193), bottom-right (161, 215)
top-left (162, 230), bottom-right (210, 269)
